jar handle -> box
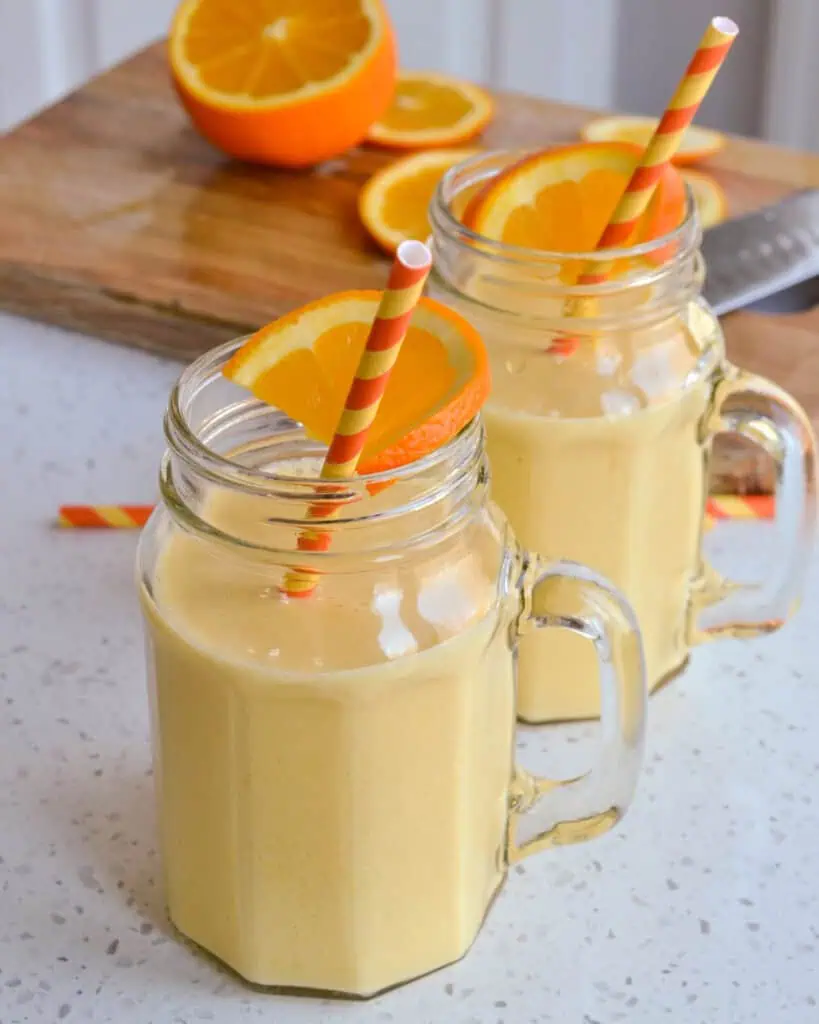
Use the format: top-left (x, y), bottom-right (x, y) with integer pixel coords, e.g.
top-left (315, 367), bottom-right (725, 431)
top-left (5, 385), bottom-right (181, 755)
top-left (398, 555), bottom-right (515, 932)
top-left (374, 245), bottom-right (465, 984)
top-left (690, 367), bottom-right (817, 641)
top-left (507, 557), bottom-right (647, 862)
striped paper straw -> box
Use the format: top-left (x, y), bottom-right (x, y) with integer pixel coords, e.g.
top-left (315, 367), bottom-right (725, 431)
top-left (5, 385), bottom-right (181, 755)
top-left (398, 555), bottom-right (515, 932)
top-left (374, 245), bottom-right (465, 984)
top-left (283, 239), bottom-right (433, 598)
top-left (58, 494), bottom-right (775, 534)
top-left (57, 505), bottom-right (154, 528)
top-left (703, 494), bottom-right (774, 532)
top-left (583, 16), bottom-right (738, 281)
top-left (705, 494), bottom-right (774, 520)
top-left (552, 15), bottom-right (738, 357)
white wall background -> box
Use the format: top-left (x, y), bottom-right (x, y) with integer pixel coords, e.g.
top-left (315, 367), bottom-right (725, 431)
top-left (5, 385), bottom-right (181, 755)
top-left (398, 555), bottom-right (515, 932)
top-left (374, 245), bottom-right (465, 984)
top-left (613, 0), bottom-right (770, 136)
top-left (0, 0), bottom-right (816, 150)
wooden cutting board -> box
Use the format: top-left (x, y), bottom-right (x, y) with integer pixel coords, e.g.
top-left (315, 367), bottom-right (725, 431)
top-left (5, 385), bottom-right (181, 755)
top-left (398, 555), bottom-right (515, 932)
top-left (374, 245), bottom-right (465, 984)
top-left (2, 43), bottom-right (819, 493)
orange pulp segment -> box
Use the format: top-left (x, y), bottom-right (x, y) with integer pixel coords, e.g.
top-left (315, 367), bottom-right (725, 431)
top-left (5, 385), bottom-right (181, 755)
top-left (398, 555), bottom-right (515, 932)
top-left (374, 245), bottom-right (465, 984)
top-left (224, 291), bottom-right (490, 474)
top-left (464, 142), bottom-right (686, 252)
top-left (367, 71), bottom-right (493, 149)
top-left (170, 0), bottom-right (397, 167)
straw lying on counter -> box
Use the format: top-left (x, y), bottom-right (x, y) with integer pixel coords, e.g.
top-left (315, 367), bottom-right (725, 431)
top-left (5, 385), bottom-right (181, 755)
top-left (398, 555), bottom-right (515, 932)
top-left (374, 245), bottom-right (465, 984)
top-left (705, 494), bottom-right (774, 520)
top-left (56, 496), bottom-right (774, 530)
top-left (57, 505), bottom-right (154, 528)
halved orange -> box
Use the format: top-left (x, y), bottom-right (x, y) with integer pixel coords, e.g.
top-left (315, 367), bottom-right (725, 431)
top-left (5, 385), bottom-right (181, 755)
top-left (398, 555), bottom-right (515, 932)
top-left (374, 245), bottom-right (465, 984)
top-left (366, 71), bottom-right (493, 149)
top-left (682, 168), bottom-right (728, 229)
top-left (170, 0), bottom-right (397, 168)
top-left (224, 291), bottom-right (490, 474)
top-left (581, 115), bottom-right (726, 166)
top-left (463, 142), bottom-right (686, 258)
top-left (359, 148), bottom-right (476, 253)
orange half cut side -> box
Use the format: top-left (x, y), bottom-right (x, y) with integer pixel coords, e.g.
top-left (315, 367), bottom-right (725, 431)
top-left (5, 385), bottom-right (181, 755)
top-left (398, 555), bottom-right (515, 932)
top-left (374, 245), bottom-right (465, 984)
top-left (170, 0), bottom-right (397, 166)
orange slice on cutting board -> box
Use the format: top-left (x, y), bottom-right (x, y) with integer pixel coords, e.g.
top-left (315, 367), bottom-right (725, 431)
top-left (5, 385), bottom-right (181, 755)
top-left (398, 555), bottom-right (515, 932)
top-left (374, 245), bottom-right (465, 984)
top-left (359, 148), bottom-right (476, 253)
top-left (367, 70), bottom-right (493, 149)
top-left (224, 292), bottom-right (490, 475)
top-left (581, 114), bottom-right (726, 165)
top-left (170, 0), bottom-right (397, 167)
top-left (682, 168), bottom-right (728, 228)
top-left (463, 142), bottom-right (686, 261)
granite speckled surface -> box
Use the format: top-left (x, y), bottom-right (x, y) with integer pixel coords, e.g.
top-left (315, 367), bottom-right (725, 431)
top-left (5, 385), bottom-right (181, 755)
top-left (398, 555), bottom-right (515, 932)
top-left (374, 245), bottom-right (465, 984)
top-left (2, 312), bottom-right (818, 1024)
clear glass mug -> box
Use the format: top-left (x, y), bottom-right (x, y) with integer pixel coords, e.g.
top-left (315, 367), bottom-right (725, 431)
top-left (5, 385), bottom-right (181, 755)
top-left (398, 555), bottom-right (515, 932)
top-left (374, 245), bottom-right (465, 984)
top-left (429, 150), bottom-right (818, 724)
top-left (136, 342), bottom-right (647, 997)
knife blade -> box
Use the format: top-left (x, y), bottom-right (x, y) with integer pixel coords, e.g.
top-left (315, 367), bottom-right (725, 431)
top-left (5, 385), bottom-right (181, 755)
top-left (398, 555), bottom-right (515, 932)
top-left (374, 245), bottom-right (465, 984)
top-left (701, 188), bottom-right (819, 316)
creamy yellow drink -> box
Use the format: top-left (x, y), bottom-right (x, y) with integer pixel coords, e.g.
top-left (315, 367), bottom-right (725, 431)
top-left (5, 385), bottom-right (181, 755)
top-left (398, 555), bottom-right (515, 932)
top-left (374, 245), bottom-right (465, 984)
top-left (482, 299), bottom-right (718, 722)
top-left (429, 147), bottom-right (817, 722)
top-left (427, 149), bottom-right (721, 721)
top-left (486, 366), bottom-right (711, 721)
top-left (139, 337), bottom-right (649, 995)
top-left (142, 484), bottom-right (515, 996)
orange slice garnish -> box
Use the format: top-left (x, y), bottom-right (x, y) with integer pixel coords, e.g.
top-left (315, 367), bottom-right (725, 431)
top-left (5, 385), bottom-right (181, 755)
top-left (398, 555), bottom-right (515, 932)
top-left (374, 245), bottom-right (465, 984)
top-left (581, 115), bottom-right (726, 166)
top-left (682, 168), bottom-right (728, 228)
top-left (224, 291), bottom-right (490, 475)
top-left (169, 0), bottom-right (397, 167)
top-left (359, 148), bottom-right (476, 253)
top-left (367, 71), bottom-right (493, 149)
top-left (463, 142), bottom-right (686, 267)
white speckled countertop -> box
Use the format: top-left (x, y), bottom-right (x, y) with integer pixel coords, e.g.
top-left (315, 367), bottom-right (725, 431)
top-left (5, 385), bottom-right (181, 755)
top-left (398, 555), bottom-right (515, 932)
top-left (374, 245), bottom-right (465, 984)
top-left (2, 312), bottom-right (818, 1024)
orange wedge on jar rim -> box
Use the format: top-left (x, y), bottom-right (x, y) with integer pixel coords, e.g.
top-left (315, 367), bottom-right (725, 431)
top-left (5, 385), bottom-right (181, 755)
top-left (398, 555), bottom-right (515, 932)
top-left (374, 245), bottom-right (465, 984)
top-left (224, 292), bottom-right (490, 475)
top-left (359, 148), bottom-right (477, 254)
top-left (682, 168), bottom-right (728, 228)
top-left (367, 71), bottom-right (493, 149)
top-left (170, 0), bottom-right (396, 167)
top-left (463, 142), bottom-right (686, 268)
top-left (581, 114), bottom-right (726, 165)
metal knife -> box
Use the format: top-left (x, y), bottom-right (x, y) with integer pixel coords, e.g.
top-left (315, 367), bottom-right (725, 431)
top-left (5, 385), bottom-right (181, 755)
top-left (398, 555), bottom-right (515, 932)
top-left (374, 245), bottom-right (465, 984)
top-left (701, 188), bottom-right (819, 316)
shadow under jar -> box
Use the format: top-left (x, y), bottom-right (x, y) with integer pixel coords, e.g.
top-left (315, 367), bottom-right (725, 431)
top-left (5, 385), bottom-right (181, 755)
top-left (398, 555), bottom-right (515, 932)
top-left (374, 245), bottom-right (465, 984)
top-left (429, 150), bottom-right (818, 725)
top-left (137, 341), bottom-right (647, 997)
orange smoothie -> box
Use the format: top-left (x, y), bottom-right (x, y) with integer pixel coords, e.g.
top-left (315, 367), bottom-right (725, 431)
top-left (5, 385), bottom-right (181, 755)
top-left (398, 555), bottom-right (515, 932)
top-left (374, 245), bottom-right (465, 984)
top-left (482, 303), bottom-right (720, 721)
top-left (141, 485), bottom-right (516, 996)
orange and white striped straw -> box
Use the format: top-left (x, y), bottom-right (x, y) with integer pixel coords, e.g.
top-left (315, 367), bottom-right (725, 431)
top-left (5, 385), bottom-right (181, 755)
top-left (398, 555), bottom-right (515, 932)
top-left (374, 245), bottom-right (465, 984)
top-left (705, 494), bottom-right (773, 520)
top-left (57, 505), bottom-right (154, 528)
top-left (581, 16), bottom-right (738, 285)
top-left (704, 494), bottom-right (774, 532)
top-left (57, 494), bottom-right (775, 534)
top-left (283, 239), bottom-right (433, 598)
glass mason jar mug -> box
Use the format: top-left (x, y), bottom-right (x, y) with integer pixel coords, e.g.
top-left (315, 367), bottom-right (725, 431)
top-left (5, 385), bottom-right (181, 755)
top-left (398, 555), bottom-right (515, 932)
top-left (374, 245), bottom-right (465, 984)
top-left (429, 151), bottom-right (818, 725)
top-left (137, 342), bottom-right (647, 997)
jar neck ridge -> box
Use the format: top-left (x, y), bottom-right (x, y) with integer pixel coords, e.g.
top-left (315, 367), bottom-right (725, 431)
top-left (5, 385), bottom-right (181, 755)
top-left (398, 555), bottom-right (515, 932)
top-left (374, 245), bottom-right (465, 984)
top-left (160, 340), bottom-right (488, 562)
top-left (429, 149), bottom-right (703, 333)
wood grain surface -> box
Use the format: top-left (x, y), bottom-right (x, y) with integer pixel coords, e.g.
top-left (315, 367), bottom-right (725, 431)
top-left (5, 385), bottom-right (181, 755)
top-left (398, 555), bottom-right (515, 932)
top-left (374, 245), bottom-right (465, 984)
top-left (2, 43), bottom-right (818, 493)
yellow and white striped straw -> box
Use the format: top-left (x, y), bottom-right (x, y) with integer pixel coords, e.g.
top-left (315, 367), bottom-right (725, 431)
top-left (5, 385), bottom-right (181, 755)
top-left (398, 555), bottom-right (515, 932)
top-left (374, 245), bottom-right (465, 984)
top-left (581, 16), bottom-right (738, 286)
